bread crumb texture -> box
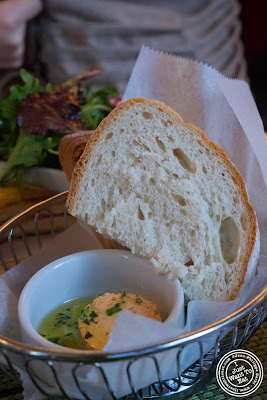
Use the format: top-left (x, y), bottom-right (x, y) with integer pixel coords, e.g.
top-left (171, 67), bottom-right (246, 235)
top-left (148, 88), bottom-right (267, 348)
top-left (68, 98), bottom-right (258, 302)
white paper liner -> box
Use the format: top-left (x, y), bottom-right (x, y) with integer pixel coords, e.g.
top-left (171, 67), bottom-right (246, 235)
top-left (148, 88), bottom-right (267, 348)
top-left (0, 46), bottom-right (266, 399)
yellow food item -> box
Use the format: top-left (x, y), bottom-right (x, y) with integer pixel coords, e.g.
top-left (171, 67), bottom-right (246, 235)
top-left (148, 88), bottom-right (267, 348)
top-left (78, 292), bottom-right (161, 350)
top-left (0, 184), bottom-right (56, 224)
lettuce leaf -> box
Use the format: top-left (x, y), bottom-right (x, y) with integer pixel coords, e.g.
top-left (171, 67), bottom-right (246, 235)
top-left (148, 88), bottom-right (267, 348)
top-left (0, 130), bottom-right (61, 191)
top-left (0, 69), bottom-right (54, 162)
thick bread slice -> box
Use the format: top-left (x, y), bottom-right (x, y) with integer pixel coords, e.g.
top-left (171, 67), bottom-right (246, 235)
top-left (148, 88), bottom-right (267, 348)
top-left (68, 98), bottom-right (259, 301)
top-left (58, 130), bottom-right (122, 249)
top-left (59, 131), bottom-right (94, 182)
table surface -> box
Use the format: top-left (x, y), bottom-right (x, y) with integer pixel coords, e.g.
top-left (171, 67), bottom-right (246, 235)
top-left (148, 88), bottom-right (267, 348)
top-left (0, 320), bottom-right (266, 400)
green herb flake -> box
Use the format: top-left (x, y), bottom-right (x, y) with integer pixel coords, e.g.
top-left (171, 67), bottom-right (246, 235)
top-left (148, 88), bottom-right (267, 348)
top-left (47, 337), bottom-right (60, 344)
top-left (80, 314), bottom-right (90, 325)
top-left (89, 311), bottom-right (98, 319)
top-left (135, 295), bottom-right (143, 304)
top-left (107, 303), bottom-right (122, 316)
top-left (121, 291), bottom-right (126, 298)
top-left (85, 331), bottom-right (93, 339)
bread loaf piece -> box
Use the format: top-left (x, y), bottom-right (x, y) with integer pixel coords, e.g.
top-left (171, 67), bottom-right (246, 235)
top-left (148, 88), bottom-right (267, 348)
top-left (59, 131), bottom-right (94, 181)
top-left (67, 98), bottom-right (259, 301)
top-left (59, 130), bottom-right (121, 248)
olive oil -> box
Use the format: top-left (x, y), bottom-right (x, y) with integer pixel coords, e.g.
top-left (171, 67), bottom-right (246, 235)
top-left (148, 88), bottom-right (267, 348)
top-left (38, 296), bottom-right (95, 350)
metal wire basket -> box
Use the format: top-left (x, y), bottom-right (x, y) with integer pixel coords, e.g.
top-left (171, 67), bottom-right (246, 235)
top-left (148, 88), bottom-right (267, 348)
top-left (0, 191), bottom-right (266, 400)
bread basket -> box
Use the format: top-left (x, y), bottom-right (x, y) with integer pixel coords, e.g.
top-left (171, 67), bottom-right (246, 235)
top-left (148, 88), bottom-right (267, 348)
top-left (0, 191), bottom-right (266, 399)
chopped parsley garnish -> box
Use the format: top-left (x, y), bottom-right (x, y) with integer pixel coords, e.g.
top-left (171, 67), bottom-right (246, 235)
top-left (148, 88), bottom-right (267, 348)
top-left (135, 295), bottom-right (143, 304)
top-left (85, 331), bottom-right (93, 339)
top-left (121, 291), bottom-right (126, 298)
top-left (80, 308), bottom-right (90, 325)
top-left (107, 303), bottom-right (122, 316)
top-left (90, 311), bottom-right (98, 319)
top-left (47, 337), bottom-right (60, 344)
top-left (54, 312), bottom-right (71, 327)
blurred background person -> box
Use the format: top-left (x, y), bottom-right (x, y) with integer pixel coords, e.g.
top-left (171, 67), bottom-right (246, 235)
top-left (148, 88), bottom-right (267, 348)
top-left (0, 0), bottom-right (42, 93)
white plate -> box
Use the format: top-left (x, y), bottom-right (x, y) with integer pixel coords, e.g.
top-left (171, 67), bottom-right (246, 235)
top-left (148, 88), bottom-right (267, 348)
top-left (0, 161), bottom-right (69, 193)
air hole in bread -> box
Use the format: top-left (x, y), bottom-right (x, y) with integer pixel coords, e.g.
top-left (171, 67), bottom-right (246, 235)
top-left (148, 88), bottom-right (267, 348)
top-left (241, 212), bottom-right (248, 231)
top-left (129, 153), bottom-right (138, 163)
top-left (222, 172), bottom-right (225, 177)
top-left (120, 129), bottom-right (124, 133)
top-left (168, 136), bottom-right (174, 143)
top-left (138, 206), bottom-right (145, 220)
top-left (158, 108), bottom-right (164, 112)
top-left (96, 155), bottom-right (102, 167)
top-left (185, 259), bottom-right (194, 266)
top-left (205, 254), bottom-right (211, 264)
top-left (167, 120), bottom-right (173, 126)
top-left (112, 218), bottom-right (116, 228)
top-left (199, 149), bottom-right (203, 154)
top-left (202, 166), bottom-right (207, 174)
top-left (141, 175), bottom-right (146, 183)
top-left (172, 194), bottom-right (186, 206)
top-left (173, 173), bottom-right (179, 179)
top-left (220, 217), bottom-right (240, 264)
top-left (132, 129), bottom-right (138, 135)
top-left (143, 144), bottom-right (151, 152)
top-left (150, 177), bottom-right (156, 185)
top-left (181, 209), bottom-right (187, 216)
top-left (112, 150), bottom-right (116, 157)
top-left (133, 140), bottom-right (141, 147)
top-left (190, 230), bottom-right (196, 237)
top-left (106, 132), bottom-right (113, 140)
top-left (216, 215), bottom-right (220, 222)
top-left (91, 179), bottom-right (94, 187)
top-left (101, 198), bottom-right (106, 210)
top-left (156, 137), bottom-right (166, 152)
top-left (164, 168), bottom-right (170, 175)
top-left (166, 222), bottom-right (170, 227)
top-left (119, 187), bottom-right (123, 195)
top-left (142, 112), bottom-right (153, 120)
top-left (233, 197), bottom-right (239, 205)
top-left (173, 148), bottom-right (196, 173)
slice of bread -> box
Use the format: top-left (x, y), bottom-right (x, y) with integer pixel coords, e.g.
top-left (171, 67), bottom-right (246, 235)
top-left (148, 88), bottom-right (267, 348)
top-left (67, 98), bottom-right (259, 301)
top-left (59, 130), bottom-right (94, 182)
top-left (58, 130), bottom-right (122, 249)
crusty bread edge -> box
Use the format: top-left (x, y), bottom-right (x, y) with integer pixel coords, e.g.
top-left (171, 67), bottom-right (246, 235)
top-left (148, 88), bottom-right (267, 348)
top-left (67, 97), bottom-right (259, 300)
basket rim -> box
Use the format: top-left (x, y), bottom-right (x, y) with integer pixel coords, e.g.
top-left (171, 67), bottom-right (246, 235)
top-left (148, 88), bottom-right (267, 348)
top-left (0, 191), bottom-right (266, 361)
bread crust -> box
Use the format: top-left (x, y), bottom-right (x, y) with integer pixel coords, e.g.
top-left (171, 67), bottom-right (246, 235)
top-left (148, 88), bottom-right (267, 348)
top-left (59, 130), bottom-right (94, 181)
top-left (67, 98), bottom-right (258, 300)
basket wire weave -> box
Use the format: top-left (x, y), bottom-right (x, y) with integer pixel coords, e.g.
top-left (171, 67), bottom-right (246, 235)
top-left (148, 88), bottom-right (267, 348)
top-left (0, 191), bottom-right (266, 400)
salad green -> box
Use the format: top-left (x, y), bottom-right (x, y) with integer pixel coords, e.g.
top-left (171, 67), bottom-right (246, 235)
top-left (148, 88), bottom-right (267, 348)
top-left (0, 69), bottom-right (118, 190)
